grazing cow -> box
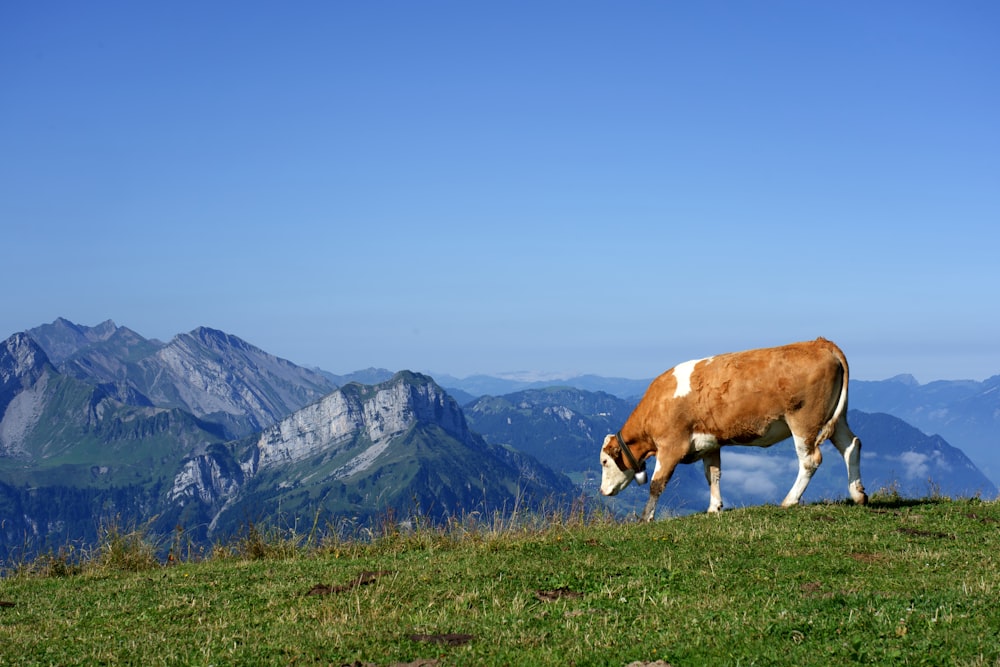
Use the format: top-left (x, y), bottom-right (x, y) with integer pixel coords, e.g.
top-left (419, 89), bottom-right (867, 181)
top-left (599, 338), bottom-right (867, 520)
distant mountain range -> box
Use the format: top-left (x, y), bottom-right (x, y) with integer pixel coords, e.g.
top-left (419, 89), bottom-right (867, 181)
top-left (850, 374), bottom-right (1000, 485)
top-left (435, 372), bottom-right (651, 404)
top-left (1, 319), bottom-right (996, 560)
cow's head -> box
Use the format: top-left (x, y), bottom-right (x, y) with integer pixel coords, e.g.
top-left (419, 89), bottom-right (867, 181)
top-left (599, 433), bottom-right (646, 495)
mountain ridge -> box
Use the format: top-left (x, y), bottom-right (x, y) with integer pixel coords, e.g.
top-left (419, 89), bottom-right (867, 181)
top-left (28, 319), bottom-right (337, 438)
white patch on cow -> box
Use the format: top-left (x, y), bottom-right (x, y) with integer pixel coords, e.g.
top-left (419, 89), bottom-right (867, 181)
top-left (599, 435), bottom-right (634, 496)
top-left (671, 357), bottom-right (712, 398)
top-left (691, 432), bottom-right (719, 454)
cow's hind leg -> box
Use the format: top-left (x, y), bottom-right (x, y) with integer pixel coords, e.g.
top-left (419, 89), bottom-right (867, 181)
top-left (704, 450), bottom-right (723, 513)
top-left (781, 433), bottom-right (822, 507)
top-left (831, 415), bottom-right (868, 505)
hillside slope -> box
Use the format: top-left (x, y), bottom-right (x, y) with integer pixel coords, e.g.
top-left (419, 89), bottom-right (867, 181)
top-left (2, 499), bottom-right (999, 666)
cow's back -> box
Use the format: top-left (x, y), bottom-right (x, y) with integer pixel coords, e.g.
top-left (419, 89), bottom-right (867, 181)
top-left (631, 338), bottom-right (847, 443)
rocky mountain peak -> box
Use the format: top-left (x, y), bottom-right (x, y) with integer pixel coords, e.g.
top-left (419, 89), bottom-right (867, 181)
top-left (1, 333), bottom-right (51, 390)
top-left (27, 318), bottom-right (121, 364)
top-left (366, 371), bottom-right (470, 442)
top-left (247, 371), bottom-right (470, 474)
top-left (141, 327), bottom-right (334, 434)
top-left (184, 327), bottom-right (252, 353)
top-left (1, 333), bottom-right (55, 456)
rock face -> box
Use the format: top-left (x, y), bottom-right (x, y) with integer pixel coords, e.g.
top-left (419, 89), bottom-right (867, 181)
top-left (251, 390), bottom-right (365, 470)
top-left (0, 334), bottom-right (54, 456)
top-left (1, 333), bottom-right (51, 397)
top-left (136, 328), bottom-right (305, 431)
top-left (248, 372), bottom-right (469, 473)
top-left (28, 320), bottom-right (337, 438)
top-left (165, 371), bottom-right (578, 538)
top-left (170, 444), bottom-right (245, 505)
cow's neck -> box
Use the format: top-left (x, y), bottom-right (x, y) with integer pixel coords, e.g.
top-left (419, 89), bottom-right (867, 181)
top-left (618, 426), bottom-right (655, 465)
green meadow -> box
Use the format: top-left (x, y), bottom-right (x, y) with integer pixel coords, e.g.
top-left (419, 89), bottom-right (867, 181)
top-left (2, 496), bottom-right (999, 666)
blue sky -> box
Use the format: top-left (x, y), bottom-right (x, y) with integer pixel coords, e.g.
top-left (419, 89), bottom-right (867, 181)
top-left (2, 2), bottom-right (998, 382)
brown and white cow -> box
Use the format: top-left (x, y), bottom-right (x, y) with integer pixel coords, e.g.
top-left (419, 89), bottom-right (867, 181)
top-left (599, 338), bottom-right (867, 521)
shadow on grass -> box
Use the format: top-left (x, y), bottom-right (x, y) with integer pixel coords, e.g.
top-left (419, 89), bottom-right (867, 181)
top-left (864, 495), bottom-right (968, 511)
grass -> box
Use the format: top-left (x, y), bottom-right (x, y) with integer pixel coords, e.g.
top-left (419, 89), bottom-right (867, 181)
top-left (2, 496), bottom-right (1000, 666)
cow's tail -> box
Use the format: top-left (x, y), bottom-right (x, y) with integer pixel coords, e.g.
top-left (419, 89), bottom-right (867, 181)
top-left (816, 340), bottom-right (850, 445)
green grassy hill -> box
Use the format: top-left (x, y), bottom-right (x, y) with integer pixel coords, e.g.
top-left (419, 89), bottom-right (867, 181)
top-left (2, 496), bottom-right (999, 666)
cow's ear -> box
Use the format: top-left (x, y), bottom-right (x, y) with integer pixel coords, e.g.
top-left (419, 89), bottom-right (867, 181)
top-left (602, 433), bottom-right (617, 453)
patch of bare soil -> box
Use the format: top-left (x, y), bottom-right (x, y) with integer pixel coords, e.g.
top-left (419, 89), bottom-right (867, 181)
top-left (848, 552), bottom-right (887, 564)
top-left (895, 527), bottom-right (954, 539)
top-left (408, 633), bottom-right (474, 646)
top-left (534, 587), bottom-right (583, 602)
top-left (305, 570), bottom-right (393, 596)
top-left (340, 661), bottom-right (438, 667)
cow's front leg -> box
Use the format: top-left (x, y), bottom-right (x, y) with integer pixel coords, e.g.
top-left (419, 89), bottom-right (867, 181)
top-left (641, 454), bottom-right (678, 522)
top-left (703, 450), bottom-right (723, 513)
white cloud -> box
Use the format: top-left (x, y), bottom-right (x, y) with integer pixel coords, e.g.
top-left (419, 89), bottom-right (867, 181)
top-left (897, 451), bottom-right (929, 480)
top-left (721, 451), bottom-right (789, 498)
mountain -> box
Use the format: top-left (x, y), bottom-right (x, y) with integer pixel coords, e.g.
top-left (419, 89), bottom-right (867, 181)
top-left (2, 327), bottom-right (578, 559)
top-left (25, 318), bottom-right (144, 366)
top-left (439, 373), bottom-right (651, 401)
top-left (851, 375), bottom-right (1000, 484)
top-left (168, 371), bottom-right (579, 540)
top-left (846, 410), bottom-right (996, 498)
top-left (464, 386), bottom-right (998, 517)
top-left (0, 333), bottom-right (229, 556)
top-left (28, 320), bottom-right (337, 438)
top-left (131, 327), bottom-right (337, 436)
top-left (317, 367), bottom-right (395, 387)
top-left (464, 387), bottom-right (633, 479)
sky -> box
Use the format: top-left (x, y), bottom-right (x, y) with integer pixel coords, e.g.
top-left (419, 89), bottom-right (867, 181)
top-left (2, 2), bottom-right (998, 383)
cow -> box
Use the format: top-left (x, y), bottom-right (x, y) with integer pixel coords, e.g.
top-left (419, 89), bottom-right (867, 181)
top-left (599, 338), bottom-right (867, 521)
